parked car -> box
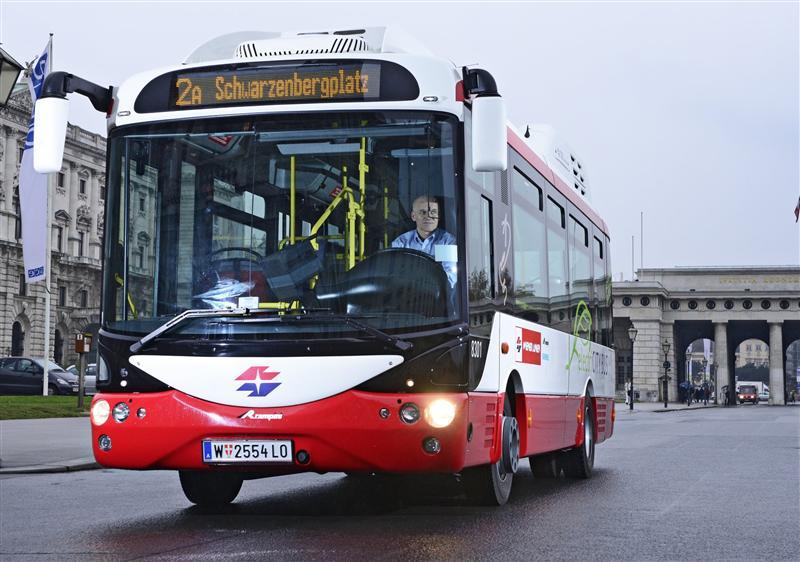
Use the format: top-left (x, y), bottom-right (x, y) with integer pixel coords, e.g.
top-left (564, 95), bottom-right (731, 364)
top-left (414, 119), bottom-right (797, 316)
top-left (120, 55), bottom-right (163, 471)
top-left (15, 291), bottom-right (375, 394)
top-left (66, 363), bottom-right (96, 395)
top-left (737, 384), bottom-right (759, 405)
top-left (758, 388), bottom-right (769, 402)
top-left (0, 357), bottom-right (79, 395)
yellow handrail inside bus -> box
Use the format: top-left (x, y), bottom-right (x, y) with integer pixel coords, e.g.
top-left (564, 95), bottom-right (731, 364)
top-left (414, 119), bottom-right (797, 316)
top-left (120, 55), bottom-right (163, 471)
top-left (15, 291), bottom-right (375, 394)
top-left (358, 137), bottom-right (368, 261)
top-left (114, 273), bottom-right (138, 319)
top-left (268, 142), bottom-right (371, 308)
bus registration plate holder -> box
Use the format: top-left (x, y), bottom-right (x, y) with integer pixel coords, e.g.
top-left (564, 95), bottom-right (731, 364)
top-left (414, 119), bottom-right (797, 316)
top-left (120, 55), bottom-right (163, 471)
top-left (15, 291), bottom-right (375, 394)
top-left (202, 439), bottom-right (293, 463)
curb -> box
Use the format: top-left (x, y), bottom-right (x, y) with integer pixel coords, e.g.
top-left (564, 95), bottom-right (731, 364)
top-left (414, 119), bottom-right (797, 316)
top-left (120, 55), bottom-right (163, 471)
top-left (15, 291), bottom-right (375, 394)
top-left (616, 405), bottom-right (719, 415)
top-left (650, 405), bottom-right (718, 413)
top-left (0, 457), bottom-right (100, 475)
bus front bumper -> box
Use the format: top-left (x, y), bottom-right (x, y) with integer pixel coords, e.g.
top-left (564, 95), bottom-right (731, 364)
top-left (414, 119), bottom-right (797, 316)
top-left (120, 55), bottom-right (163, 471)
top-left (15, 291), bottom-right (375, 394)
top-left (90, 390), bottom-right (471, 474)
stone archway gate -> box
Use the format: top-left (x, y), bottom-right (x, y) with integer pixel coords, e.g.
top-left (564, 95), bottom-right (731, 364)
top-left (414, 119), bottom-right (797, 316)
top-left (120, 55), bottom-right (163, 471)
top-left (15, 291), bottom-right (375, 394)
top-left (613, 267), bottom-right (800, 405)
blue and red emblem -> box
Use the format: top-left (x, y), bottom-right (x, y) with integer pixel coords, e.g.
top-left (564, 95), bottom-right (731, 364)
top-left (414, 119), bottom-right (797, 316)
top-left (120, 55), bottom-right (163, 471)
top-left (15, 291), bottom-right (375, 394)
top-left (235, 366), bottom-right (281, 397)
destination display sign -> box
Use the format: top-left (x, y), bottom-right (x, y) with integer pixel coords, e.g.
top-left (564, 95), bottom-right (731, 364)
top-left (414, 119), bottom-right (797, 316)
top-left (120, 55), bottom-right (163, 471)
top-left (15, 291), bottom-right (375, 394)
top-left (173, 63), bottom-right (380, 108)
top-left (134, 60), bottom-right (420, 113)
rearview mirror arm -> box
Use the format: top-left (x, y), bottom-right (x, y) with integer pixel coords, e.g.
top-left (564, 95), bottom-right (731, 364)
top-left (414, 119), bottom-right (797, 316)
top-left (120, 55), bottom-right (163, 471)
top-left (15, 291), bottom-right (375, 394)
top-left (40, 71), bottom-right (113, 114)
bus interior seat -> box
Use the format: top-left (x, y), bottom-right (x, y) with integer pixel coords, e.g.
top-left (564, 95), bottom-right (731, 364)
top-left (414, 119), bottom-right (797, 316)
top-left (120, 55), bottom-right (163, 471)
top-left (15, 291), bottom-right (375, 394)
top-left (261, 239), bottom-right (325, 301)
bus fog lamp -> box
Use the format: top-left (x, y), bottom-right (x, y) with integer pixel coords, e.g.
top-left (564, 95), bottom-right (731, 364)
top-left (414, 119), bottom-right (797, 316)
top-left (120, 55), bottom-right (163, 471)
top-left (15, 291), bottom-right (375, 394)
top-left (91, 400), bottom-right (110, 426)
top-left (98, 434), bottom-right (112, 451)
top-left (424, 399), bottom-right (456, 428)
top-left (112, 402), bottom-right (129, 423)
top-left (137, 408), bottom-right (146, 419)
top-left (399, 403), bottom-right (420, 424)
top-left (422, 437), bottom-right (441, 454)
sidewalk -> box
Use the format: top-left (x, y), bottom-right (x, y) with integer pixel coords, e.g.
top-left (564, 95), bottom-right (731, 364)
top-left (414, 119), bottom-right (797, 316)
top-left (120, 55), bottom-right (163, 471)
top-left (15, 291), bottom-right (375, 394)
top-left (616, 400), bottom-right (718, 414)
top-left (0, 417), bottom-right (98, 474)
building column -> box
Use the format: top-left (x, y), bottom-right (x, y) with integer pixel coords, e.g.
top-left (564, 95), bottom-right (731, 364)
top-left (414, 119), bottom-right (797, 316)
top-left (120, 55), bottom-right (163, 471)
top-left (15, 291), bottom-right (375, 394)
top-left (769, 322), bottom-right (785, 405)
top-left (0, 127), bottom-right (8, 211)
top-left (629, 320), bottom-right (664, 402)
top-left (67, 162), bottom-right (79, 244)
top-left (3, 127), bottom-right (17, 212)
top-left (89, 169), bottom-right (100, 259)
top-left (714, 321), bottom-right (730, 403)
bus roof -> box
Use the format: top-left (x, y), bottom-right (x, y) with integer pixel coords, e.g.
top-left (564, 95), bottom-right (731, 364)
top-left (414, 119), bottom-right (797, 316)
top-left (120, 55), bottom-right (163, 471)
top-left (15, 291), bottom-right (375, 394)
top-left (111, 27), bottom-right (608, 237)
top-left (506, 123), bottom-right (609, 237)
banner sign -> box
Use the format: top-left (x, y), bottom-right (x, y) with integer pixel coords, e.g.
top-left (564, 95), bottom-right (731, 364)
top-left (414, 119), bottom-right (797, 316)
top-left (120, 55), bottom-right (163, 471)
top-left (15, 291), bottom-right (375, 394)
top-left (19, 38), bottom-right (52, 283)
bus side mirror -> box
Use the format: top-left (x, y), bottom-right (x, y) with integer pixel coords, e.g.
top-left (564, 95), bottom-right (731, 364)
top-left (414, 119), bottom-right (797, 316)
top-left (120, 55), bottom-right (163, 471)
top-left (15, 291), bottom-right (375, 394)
top-left (471, 95), bottom-right (507, 172)
top-left (33, 96), bottom-right (69, 173)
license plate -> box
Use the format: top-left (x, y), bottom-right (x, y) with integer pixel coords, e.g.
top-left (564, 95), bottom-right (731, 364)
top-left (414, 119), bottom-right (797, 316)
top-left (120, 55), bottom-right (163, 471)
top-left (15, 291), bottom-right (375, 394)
top-left (202, 440), bottom-right (293, 464)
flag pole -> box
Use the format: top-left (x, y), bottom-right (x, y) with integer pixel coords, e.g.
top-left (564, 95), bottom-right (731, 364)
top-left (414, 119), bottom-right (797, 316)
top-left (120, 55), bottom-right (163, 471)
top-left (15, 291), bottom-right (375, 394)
top-left (41, 33), bottom-right (53, 395)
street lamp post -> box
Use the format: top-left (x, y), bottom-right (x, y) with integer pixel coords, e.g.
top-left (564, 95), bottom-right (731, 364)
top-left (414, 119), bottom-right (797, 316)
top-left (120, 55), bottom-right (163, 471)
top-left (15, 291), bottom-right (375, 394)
top-left (0, 46), bottom-right (24, 107)
top-left (701, 358), bottom-right (708, 405)
top-left (627, 326), bottom-right (638, 411)
top-left (661, 340), bottom-right (671, 408)
top-left (711, 362), bottom-right (718, 405)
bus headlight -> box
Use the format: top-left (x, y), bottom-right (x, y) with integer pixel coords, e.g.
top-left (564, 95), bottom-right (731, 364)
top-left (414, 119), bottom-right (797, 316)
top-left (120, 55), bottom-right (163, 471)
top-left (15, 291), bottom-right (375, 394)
top-left (91, 400), bottom-right (110, 426)
top-left (424, 399), bottom-right (456, 428)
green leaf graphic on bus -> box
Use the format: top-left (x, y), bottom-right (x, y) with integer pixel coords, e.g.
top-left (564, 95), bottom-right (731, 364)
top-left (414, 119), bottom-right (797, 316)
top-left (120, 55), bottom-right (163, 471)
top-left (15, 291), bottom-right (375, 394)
top-left (565, 300), bottom-right (592, 371)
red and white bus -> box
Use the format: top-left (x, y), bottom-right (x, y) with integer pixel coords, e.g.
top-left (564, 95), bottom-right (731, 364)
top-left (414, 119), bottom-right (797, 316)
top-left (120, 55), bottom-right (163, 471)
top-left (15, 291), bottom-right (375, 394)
top-left (34, 27), bottom-right (615, 506)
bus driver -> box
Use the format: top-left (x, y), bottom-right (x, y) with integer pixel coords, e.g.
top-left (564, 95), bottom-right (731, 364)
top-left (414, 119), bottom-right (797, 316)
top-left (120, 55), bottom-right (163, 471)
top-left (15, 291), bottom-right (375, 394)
top-left (392, 195), bottom-right (457, 288)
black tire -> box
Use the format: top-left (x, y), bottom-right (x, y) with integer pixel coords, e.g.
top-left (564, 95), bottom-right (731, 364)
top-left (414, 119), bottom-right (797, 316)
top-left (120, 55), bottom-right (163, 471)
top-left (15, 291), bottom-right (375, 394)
top-left (462, 394), bottom-right (518, 505)
top-left (529, 454), bottom-right (561, 479)
top-left (563, 396), bottom-right (595, 479)
top-left (179, 470), bottom-right (243, 507)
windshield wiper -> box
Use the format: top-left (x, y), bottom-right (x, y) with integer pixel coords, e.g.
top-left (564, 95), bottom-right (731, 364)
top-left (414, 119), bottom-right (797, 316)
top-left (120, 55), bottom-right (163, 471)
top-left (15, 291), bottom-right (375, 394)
top-left (278, 311), bottom-right (413, 352)
top-left (129, 308), bottom-right (413, 354)
top-left (339, 316), bottom-right (414, 352)
top-left (129, 307), bottom-right (278, 353)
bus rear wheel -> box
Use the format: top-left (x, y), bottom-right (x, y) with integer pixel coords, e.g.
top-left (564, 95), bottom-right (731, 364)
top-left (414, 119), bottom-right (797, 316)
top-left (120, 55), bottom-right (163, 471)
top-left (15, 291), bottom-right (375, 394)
top-left (563, 396), bottom-right (595, 479)
top-left (179, 470), bottom-right (243, 507)
top-left (529, 453), bottom-right (561, 479)
top-left (463, 395), bottom-right (519, 505)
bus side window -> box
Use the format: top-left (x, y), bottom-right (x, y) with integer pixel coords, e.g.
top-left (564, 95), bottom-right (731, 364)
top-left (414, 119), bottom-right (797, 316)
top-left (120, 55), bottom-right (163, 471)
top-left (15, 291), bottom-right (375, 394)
top-left (510, 167), bottom-right (547, 325)
top-left (546, 196), bottom-right (570, 334)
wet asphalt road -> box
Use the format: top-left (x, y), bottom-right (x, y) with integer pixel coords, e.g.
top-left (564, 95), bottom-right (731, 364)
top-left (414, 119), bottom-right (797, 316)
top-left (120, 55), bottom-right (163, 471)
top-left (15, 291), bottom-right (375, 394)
top-left (1, 405), bottom-right (798, 561)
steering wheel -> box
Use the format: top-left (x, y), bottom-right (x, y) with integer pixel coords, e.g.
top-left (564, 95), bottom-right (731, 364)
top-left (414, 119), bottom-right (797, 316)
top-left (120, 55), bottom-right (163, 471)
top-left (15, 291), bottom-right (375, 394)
top-left (209, 246), bottom-right (263, 263)
top-left (194, 246), bottom-right (263, 291)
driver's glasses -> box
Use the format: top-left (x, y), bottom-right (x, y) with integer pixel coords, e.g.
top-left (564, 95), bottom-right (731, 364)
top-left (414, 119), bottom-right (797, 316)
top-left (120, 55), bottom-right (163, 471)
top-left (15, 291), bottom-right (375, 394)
top-left (415, 208), bottom-right (439, 218)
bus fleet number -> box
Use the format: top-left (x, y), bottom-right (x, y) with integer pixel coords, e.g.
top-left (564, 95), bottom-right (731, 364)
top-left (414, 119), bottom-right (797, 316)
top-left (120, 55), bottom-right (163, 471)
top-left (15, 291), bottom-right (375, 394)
top-left (471, 340), bottom-right (482, 359)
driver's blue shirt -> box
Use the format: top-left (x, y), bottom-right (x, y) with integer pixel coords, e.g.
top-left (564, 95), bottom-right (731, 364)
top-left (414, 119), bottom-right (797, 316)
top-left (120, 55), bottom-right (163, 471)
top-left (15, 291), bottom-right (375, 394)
top-left (391, 228), bottom-right (457, 287)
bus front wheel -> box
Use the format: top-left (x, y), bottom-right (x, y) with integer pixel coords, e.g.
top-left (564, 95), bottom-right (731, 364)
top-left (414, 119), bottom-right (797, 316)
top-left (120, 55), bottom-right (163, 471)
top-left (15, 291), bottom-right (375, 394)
top-left (179, 470), bottom-right (243, 507)
top-left (462, 395), bottom-right (518, 505)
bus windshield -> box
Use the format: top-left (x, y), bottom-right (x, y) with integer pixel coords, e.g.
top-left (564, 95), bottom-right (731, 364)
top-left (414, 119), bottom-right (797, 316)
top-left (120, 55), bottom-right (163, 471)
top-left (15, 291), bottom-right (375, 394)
top-left (102, 111), bottom-right (463, 337)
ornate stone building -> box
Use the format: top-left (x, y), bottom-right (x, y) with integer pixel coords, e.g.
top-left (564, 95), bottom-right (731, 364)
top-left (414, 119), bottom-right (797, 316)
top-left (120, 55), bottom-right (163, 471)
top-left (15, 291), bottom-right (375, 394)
top-left (0, 84), bottom-right (105, 368)
top-left (613, 267), bottom-right (800, 405)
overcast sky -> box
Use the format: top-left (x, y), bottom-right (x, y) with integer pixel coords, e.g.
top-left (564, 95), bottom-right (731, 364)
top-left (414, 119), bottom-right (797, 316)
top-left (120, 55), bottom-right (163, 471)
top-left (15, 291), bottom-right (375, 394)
top-left (2, 0), bottom-right (798, 280)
